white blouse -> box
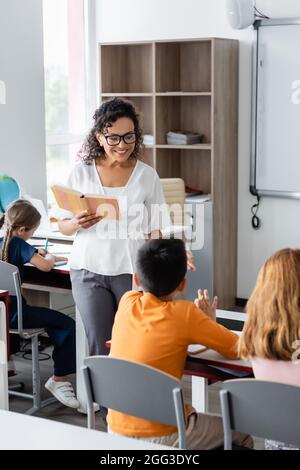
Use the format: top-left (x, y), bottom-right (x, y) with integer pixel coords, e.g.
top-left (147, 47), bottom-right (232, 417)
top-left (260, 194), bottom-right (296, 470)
top-left (61, 160), bottom-right (170, 276)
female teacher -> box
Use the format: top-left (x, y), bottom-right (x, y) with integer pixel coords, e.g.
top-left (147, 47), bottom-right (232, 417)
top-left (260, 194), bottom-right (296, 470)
top-left (58, 98), bottom-right (171, 355)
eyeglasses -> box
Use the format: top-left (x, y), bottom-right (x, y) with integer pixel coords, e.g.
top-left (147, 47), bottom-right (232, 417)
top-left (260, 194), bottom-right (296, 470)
top-left (103, 132), bottom-right (136, 146)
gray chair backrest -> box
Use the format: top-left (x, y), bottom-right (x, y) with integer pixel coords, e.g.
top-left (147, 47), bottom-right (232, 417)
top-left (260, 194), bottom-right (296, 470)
top-left (0, 260), bottom-right (23, 332)
top-left (82, 356), bottom-right (186, 449)
top-left (220, 379), bottom-right (300, 449)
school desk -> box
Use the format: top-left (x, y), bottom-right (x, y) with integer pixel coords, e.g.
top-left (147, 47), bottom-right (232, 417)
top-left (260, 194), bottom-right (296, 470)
top-left (169, 311), bottom-right (250, 413)
top-left (0, 409), bottom-right (170, 450)
top-left (184, 343), bottom-right (252, 412)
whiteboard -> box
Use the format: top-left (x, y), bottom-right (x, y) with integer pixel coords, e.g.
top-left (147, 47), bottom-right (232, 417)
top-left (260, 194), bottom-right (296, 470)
top-left (251, 20), bottom-right (300, 198)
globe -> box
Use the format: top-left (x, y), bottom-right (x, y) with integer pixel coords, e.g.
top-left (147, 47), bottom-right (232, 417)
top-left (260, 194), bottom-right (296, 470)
top-left (0, 174), bottom-right (20, 212)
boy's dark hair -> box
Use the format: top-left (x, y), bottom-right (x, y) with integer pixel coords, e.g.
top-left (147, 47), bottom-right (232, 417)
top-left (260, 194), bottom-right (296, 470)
top-left (136, 239), bottom-right (187, 297)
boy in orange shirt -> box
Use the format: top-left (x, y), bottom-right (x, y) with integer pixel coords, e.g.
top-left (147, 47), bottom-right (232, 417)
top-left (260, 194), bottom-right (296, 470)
top-left (108, 239), bottom-right (253, 449)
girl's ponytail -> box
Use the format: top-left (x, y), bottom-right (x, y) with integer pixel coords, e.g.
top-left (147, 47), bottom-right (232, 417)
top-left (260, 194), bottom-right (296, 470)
top-left (0, 225), bottom-right (14, 262)
top-left (0, 199), bottom-right (41, 263)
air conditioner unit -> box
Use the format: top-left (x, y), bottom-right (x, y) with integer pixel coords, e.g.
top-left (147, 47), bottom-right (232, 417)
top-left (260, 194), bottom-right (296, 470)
top-left (226, 0), bottom-right (255, 29)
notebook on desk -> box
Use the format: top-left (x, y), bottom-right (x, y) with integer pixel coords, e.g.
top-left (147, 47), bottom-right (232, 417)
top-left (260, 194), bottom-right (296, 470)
top-left (54, 260), bottom-right (68, 267)
top-left (188, 344), bottom-right (207, 355)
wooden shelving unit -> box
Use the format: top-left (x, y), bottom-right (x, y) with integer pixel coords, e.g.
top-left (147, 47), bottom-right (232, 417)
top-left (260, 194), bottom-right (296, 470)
top-left (99, 39), bottom-right (239, 308)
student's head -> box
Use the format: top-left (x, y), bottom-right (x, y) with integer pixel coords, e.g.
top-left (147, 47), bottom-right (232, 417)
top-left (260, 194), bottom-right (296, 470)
top-left (79, 98), bottom-right (143, 165)
top-left (0, 199), bottom-right (41, 262)
top-left (134, 239), bottom-right (187, 298)
top-left (239, 248), bottom-right (300, 361)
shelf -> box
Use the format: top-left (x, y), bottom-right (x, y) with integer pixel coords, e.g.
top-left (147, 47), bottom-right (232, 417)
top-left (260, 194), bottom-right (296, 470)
top-left (99, 38), bottom-right (239, 309)
top-left (156, 144), bottom-right (211, 150)
top-left (101, 44), bottom-right (153, 93)
top-left (142, 144), bottom-right (211, 150)
top-left (156, 41), bottom-right (212, 93)
top-left (101, 93), bottom-right (153, 97)
top-left (101, 92), bottom-right (212, 97)
top-left (156, 95), bottom-right (211, 145)
top-left (155, 92), bottom-right (211, 96)
top-left (156, 147), bottom-right (211, 194)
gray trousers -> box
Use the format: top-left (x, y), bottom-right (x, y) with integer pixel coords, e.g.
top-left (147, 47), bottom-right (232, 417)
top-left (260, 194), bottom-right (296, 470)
top-left (70, 269), bottom-right (132, 355)
top-left (109, 408), bottom-right (253, 450)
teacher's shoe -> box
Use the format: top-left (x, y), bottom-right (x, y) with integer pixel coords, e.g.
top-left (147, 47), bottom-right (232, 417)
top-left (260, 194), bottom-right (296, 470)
top-left (45, 377), bottom-right (80, 409)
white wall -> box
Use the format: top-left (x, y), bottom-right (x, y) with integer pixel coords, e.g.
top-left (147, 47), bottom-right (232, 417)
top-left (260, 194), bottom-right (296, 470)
top-left (0, 0), bottom-right (47, 203)
top-left (96, 0), bottom-right (300, 298)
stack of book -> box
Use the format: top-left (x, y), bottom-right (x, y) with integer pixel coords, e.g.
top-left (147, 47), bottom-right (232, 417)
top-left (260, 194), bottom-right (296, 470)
top-left (143, 134), bottom-right (154, 145)
top-left (166, 131), bottom-right (203, 145)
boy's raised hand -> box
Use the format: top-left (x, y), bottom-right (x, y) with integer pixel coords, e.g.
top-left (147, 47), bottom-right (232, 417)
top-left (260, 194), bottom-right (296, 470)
top-left (194, 289), bottom-right (218, 321)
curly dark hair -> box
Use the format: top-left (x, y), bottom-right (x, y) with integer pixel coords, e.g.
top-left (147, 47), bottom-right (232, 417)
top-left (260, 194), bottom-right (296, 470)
top-left (78, 98), bottom-right (144, 164)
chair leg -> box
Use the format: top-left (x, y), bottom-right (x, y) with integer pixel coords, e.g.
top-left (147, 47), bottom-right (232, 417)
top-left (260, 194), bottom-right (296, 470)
top-left (24, 335), bottom-right (41, 415)
top-left (33, 335), bottom-right (41, 409)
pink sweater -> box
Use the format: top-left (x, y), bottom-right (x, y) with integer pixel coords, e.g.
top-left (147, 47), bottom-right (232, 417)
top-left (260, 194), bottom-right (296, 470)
top-left (251, 358), bottom-right (300, 387)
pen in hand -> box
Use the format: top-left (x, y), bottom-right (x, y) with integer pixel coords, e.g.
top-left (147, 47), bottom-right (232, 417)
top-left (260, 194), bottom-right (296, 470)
top-left (38, 238), bottom-right (49, 257)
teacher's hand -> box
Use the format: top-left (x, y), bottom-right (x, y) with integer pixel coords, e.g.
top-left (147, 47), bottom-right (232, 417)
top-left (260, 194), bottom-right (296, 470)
top-left (74, 210), bottom-right (103, 230)
top-left (186, 250), bottom-right (196, 272)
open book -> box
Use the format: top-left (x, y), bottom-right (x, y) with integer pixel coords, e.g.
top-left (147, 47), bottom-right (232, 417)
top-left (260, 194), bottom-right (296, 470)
top-left (51, 185), bottom-right (120, 220)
